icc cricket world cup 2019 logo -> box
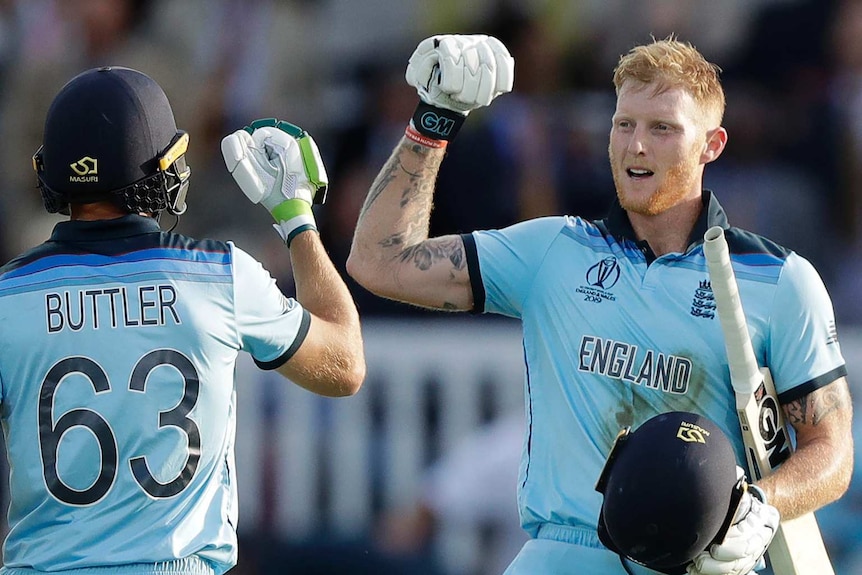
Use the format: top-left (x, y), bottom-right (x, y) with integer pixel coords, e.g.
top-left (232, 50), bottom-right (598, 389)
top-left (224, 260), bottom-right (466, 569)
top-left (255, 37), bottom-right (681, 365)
top-left (587, 257), bottom-right (620, 289)
top-left (577, 257), bottom-right (620, 303)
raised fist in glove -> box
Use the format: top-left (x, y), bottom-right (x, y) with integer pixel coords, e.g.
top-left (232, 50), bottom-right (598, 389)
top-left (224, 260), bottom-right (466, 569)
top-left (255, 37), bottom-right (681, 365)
top-left (221, 118), bottom-right (328, 246)
top-left (405, 34), bottom-right (514, 142)
top-left (688, 469), bottom-right (780, 575)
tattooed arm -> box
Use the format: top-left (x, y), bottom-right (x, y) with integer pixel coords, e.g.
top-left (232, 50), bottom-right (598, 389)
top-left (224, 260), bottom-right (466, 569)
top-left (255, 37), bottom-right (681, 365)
top-left (346, 137), bottom-right (474, 311)
top-left (756, 376), bottom-right (854, 520)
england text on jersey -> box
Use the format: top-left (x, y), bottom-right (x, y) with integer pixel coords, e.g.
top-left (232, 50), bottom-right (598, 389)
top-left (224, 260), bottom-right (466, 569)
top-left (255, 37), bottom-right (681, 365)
top-left (45, 284), bottom-right (181, 333)
top-left (577, 335), bottom-right (692, 394)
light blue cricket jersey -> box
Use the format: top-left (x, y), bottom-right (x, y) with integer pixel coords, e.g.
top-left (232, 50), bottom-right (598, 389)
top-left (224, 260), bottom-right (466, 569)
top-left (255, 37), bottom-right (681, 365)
top-left (0, 216), bottom-right (309, 573)
top-left (463, 191), bottom-right (846, 547)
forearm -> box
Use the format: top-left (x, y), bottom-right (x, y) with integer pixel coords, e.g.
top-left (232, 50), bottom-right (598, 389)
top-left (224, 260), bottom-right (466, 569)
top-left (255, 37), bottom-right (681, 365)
top-left (348, 34), bottom-right (512, 308)
top-left (758, 438), bottom-right (852, 520)
top-left (291, 231), bottom-right (358, 325)
top-left (756, 386), bottom-right (854, 519)
top-left (286, 230), bottom-right (364, 394)
top-left (347, 137), bottom-right (447, 294)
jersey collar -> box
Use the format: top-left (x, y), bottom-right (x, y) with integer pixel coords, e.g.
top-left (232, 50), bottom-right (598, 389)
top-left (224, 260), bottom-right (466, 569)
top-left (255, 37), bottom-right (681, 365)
top-left (602, 190), bottom-right (730, 254)
top-left (49, 214), bottom-right (162, 242)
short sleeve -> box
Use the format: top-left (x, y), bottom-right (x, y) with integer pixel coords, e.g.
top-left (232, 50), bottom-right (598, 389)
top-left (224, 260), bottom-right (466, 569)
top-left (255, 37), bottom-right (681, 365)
top-left (768, 252), bottom-right (846, 402)
top-left (230, 243), bottom-right (309, 369)
top-left (471, 217), bottom-right (568, 318)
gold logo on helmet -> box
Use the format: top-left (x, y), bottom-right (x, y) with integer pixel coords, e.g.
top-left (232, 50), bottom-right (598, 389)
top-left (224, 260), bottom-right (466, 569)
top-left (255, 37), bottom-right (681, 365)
top-left (69, 156), bottom-right (98, 182)
top-left (676, 421), bottom-right (710, 443)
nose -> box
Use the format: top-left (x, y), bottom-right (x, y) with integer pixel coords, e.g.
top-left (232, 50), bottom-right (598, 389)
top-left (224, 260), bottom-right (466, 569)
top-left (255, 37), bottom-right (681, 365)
top-left (626, 130), bottom-right (646, 155)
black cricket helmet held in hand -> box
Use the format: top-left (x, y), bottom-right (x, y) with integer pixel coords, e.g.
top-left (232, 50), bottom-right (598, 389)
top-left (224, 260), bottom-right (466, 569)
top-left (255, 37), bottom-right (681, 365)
top-left (595, 411), bottom-right (745, 575)
top-left (33, 66), bottom-right (190, 216)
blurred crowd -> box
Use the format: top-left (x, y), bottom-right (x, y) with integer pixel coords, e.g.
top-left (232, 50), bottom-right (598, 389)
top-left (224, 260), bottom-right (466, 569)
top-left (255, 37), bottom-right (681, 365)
top-left (1, 0), bottom-right (862, 573)
top-left (6, 0), bottom-right (862, 322)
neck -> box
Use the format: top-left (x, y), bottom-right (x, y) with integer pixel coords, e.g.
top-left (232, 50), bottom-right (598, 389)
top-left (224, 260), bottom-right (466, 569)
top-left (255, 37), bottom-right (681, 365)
top-left (70, 201), bottom-right (138, 221)
top-left (627, 197), bottom-right (702, 256)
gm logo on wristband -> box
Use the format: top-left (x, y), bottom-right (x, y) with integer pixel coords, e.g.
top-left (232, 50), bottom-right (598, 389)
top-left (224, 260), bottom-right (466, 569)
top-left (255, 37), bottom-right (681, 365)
top-left (420, 111), bottom-right (456, 137)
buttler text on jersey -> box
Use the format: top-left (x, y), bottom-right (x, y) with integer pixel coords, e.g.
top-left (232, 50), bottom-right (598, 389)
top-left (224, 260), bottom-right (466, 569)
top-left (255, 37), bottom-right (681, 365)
top-left (45, 284), bottom-right (181, 333)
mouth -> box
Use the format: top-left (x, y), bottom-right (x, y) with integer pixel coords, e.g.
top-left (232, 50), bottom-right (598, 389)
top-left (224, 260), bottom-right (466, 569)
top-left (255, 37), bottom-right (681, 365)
top-left (626, 168), bottom-right (654, 179)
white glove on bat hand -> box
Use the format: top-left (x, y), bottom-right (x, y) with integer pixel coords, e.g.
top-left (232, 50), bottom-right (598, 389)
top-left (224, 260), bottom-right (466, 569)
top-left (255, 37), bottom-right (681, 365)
top-left (221, 118), bottom-right (328, 246)
top-left (405, 34), bottom-right (514, 142)
top-left (687, 468), bottom-right (780, 575)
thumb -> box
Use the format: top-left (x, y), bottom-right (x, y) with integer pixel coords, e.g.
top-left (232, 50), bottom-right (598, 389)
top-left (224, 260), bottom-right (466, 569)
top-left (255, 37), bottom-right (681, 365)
top-left (221, 130), bottom-right (253, 173)
top-left (221, 131), bottom-right (268, 204)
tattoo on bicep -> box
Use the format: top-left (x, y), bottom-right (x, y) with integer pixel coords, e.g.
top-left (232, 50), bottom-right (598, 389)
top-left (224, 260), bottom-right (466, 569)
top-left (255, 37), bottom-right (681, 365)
top-left (784, 386), bottom-right (846, 426)
top-left (400, 237), bottom-right (465, 271)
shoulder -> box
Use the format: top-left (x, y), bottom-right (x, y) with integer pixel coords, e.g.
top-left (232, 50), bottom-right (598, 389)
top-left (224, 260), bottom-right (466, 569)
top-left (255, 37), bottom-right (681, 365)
top-left (723, 227), bottom-right (827, 293)
top-left (721, 227), bottom-right (793, 284)
top-left (474, 215), bottom-right (603, 244)
top-left (0, 240), bottom-right (76, 283)
top-left (161, 231), bottom-right (232, 256)
top-left (722, 226), bottom-right (791, 261)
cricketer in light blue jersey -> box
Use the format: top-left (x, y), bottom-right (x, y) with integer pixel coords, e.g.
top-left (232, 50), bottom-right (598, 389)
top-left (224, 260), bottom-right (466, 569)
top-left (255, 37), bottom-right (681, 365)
top-left (348, 34), bottom-right (854, 575)
top-left (464, 191), bottom-right (846, 573)
top-left (0, 66), bottom-right (365, 575)
top-left (0, 219), bottom-right (307, 572)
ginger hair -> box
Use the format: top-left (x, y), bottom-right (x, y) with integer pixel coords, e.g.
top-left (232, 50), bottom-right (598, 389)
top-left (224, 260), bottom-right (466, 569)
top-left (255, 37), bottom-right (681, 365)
top-left (613, 37), bottom-right (725, 126)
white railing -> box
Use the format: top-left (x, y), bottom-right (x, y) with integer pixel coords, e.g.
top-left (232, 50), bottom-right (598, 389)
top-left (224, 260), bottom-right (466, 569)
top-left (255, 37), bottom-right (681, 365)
top-left (234, 317), bottom-right (526, 572)
top-left (233, 318), bottom-right (862, 574)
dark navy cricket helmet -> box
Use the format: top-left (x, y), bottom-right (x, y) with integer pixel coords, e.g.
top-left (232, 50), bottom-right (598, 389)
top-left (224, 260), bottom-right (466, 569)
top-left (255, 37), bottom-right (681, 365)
top-left (33, 66), bottom-right (190, 216)
top-left (595, 411), bottom-right (745, 574)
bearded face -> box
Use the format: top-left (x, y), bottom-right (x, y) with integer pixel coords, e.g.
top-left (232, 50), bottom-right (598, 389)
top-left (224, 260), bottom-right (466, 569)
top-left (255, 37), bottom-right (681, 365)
top-left (608, 83), bottom-right (715, 216)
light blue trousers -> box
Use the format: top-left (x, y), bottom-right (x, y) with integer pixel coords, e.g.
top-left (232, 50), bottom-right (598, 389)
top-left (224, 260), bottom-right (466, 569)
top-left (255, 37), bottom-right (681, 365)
top-left (502, 525), bottom-right (664, 575)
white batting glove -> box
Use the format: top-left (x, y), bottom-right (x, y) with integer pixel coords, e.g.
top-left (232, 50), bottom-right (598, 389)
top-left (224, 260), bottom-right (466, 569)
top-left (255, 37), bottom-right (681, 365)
top-left (221, 118), bottom-right (328, 246)
top-left (687, 468), bottom-right (779, 575)
top-left (406, 34), bottom-right (514, 114)
top-left (404, 34), bottom-right (513, 143)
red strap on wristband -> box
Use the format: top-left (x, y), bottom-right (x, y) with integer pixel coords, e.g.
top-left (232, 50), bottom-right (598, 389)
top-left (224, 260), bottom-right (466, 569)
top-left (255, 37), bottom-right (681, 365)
top-left (405, 124), bottom-right (448, 149)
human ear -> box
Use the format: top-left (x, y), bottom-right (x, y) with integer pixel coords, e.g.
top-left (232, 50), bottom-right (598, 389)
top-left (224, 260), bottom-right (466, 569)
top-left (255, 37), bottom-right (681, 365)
top-left (701, 126), bottom-right (728, 164)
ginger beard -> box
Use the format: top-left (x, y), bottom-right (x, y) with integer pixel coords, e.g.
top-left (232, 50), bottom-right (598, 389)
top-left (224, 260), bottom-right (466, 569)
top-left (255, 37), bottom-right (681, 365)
top-left (609, 137), bottom-right (704, 217)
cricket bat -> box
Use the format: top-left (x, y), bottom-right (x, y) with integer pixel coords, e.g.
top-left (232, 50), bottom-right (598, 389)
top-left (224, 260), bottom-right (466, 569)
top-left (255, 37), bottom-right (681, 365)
top-left (702, 225), bottom-right (834, 575)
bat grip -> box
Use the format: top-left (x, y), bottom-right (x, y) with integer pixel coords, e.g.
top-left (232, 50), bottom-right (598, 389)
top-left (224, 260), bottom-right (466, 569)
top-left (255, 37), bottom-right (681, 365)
top-left (704, 226), bottom-right (762, 395)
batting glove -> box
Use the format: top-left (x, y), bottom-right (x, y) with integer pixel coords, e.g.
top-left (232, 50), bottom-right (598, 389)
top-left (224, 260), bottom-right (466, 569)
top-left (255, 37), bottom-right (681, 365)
top-left (221, 118), bottom-right (328, 246)
top-left (687, 468), bottom-right (779, 575)
top-left (404, 34), bottom-right (514, 143)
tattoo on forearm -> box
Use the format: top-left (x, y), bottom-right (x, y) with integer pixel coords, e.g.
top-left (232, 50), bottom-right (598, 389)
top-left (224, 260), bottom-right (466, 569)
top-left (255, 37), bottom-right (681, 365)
top-left (380, 233), bottom-right (405, 249)
top-left (360, 143), bottom-right (437, 222)
top-left (399, 237), bottom-right (465, 271)
top-left (359, 160), bottom-right (398, 220)
top-left (785, 386), bottom-right (846, 426)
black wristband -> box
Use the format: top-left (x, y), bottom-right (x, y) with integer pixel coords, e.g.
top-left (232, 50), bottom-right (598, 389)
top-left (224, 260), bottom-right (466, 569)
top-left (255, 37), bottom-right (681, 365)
top-left (410, 101), bottom-right (466, 141)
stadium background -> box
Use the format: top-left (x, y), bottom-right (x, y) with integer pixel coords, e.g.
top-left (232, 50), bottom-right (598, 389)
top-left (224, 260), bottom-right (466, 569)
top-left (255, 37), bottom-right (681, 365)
top-left (0, 0), bottom-right (860, 573)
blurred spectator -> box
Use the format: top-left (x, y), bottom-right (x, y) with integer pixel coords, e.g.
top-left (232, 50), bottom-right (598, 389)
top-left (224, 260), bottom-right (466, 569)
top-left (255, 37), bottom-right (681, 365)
top-left (144, 0), bottom-right (330, 275)
top-left (822, 0), bottom-right (862, 323)
top-left (0, 0), bottom-right (197, 254)
top-left (433, 6), bottom-right (564, 232)
top-left (702, 82), bottom-right (834, 281)
top-left (715, 0), bottom-right (842, 279)
top-left (0, 0), bottom-right (18, 264)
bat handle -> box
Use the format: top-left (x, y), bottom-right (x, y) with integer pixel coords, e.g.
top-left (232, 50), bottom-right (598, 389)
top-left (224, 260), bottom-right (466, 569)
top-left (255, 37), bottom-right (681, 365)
top-left (703, 226), bottom-right (762, 395)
